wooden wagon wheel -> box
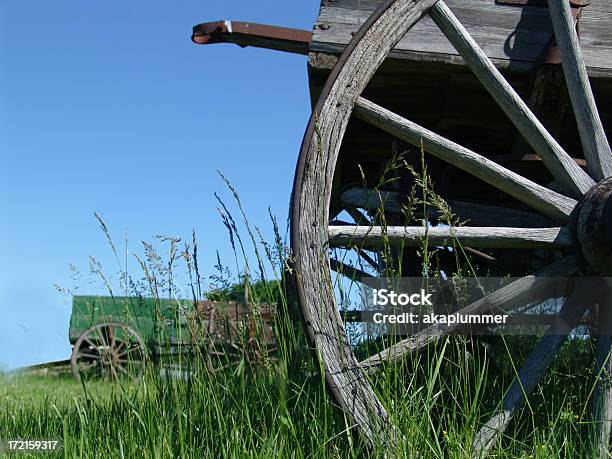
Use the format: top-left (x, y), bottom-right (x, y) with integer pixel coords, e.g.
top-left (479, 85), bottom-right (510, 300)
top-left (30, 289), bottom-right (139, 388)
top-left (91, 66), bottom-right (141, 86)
top-left (290, 0), bottom-right (611, 456)
top-left (70, 322), bottom-right (147, 383)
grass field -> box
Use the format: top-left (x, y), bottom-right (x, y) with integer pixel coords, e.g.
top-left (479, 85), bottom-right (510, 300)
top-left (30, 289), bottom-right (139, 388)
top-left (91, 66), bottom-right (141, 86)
top-left (0, 331), bottom-right (600, 458)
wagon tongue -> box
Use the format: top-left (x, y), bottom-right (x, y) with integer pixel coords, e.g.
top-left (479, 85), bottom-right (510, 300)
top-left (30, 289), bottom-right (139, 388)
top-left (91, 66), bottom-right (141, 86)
top-left (191, 20), bottom-right (312, 55)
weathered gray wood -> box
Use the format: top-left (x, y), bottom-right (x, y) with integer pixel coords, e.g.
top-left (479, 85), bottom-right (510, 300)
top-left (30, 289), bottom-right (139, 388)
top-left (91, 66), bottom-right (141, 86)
top-left (291, 0), bottom-right (438, 449)
top-left (359, 255), bottom-right (580, 372)
top-left (345, 206), bottom-right (371, 226)
top-left (575, 177), bottom-right (612, 276)
top-left (429, 1), bottom-right (594, 198)
top-left (329, 258), bottom-right (375, 280)
top-left (341, 187), bottom-right (406, 214)
top-left (312, 0), bottom-right (612, 78)
top-left (316, 3), bottom-right (551, 64)
top-left (340, 187), bottom-right (555, 227)
top-left (353, 97), bottom-right (578, 222)
top-left (328, 225), bottom-right (571, 249)
top-left (472, 282), bottom-right (596, 458)
top-left (548, 0), bottom-right (612, 181)
top-left (591, 284), bottom-right (612, 459)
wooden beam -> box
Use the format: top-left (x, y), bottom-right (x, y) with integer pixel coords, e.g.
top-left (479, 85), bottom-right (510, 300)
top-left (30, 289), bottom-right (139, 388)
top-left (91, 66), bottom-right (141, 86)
top-left (548, 0), bottom-right (612, 181)
top-left (328, 225), bottom-right (572, 249)
top-left (358, 255), bottom-right (581, 372)
top-left (329, 258), bottom-right (374, 280)
top-left (340, 187), bottom-right (555, 227)
top-left (430, 1), bottom-right (595, 197)
top-left (345, 206), bottom-right (371, 226)
top-left (353, 97), bottom-right (577, 222)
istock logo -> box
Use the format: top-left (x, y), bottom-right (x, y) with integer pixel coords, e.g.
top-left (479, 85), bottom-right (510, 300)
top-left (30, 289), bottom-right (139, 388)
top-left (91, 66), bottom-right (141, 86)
top-left (372, 288), bottom-right (433, 306)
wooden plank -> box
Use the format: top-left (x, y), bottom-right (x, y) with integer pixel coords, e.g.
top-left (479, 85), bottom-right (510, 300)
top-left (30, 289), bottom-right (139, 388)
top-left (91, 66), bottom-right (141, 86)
top-left (340, 186), bottom-right (555, 227)
top-left (358, 255), bottom-right (581, 372)
top-left (353, 96), bottom-right (578, 222)
top-left (312, 0), bottom-right (612, 78)
top-left (430, 1), bottom-right (595, 198)
top-left (548, 0), bottom-right (612, 181)
top-left (316, 3), bottom-right (551, 63)
top-left (472, 283), bottom-right (594, 457)
top-left (579, 5), bottom-right (612, 77)
top-left (328, 225), bottom-right (572, 249)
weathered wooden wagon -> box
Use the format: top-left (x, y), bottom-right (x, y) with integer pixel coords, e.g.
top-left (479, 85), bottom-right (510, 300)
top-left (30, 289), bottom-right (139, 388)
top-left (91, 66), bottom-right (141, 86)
top-left (69, 296), bottom-right (276, 382)
top-left (192, 0), bottom-right (611, 455)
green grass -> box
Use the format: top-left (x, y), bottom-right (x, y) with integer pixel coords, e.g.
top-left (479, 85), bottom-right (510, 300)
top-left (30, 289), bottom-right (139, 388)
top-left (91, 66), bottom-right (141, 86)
top-left (3, 168), bottom-right (606, 458)
top-left (0, 334), bottom-right (599, 458)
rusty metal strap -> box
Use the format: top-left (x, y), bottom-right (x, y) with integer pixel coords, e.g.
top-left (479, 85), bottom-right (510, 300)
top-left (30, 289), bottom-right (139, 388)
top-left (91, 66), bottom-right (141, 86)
top-left (192, 20), bottom-right (312, 55)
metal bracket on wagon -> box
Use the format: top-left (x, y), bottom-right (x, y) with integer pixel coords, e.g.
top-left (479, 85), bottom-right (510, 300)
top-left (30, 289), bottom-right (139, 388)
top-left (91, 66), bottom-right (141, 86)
top-left (191, 21), bottom-right (312, 55)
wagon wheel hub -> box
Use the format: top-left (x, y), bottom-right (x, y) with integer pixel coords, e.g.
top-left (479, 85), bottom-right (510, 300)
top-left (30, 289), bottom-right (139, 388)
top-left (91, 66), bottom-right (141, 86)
top-left (100, 349), bottom-right (114, 366)
top-left (574, 177), bottom-right (612, 276)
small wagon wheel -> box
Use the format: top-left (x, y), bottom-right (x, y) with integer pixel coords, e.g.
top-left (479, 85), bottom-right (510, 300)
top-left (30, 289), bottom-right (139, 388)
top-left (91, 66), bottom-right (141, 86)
top-left (70, 322), bottom-right (147, 383)
top-left (290, 0), bottom-right (611, 455)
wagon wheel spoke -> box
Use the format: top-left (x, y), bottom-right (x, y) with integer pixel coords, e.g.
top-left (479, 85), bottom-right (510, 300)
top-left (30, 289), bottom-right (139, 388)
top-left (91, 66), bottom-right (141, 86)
top-left (345, 206), bottom-right (370, 226)
top-left (114, 340), bottom-right (127, 356)
top-left (548, 1), bottom-right (612, 181)
top-left (329, 258), bottom-right (375, 281)
top-left (354, 97), bottom-right (577, 223)
top-left (79, 360), bottom-right (101, 373)
top-left (351, 247), bottom-right (379, 272)
top-left (340, 187), bottom-right (555, 228)
top-left (84, 337), bottom-right (98, 351)
top-left (78, 352), bottom-right (100, 360)
top-left (472, 281), bottom-right (604, 457)
top-left (329, 225), bottom-right (572, 250)
top-left (94, 327), bottom-right (109, 349)
top-left (358, 255), bottom-right (580, 372)
top-left (429, 1), bottom-right (594, 197)
top-left (117, 343), bottom-right (144, 358)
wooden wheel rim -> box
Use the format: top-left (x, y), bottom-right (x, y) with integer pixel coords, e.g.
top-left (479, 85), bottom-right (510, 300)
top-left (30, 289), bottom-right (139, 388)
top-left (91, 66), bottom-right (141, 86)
top-left (290, 0), bottom-right (611, 452)
top-left (70, 322), bottom-right (146, 383)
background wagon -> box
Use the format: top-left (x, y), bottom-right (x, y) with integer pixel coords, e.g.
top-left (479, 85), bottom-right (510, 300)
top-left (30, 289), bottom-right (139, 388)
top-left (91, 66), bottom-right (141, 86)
top-left (69, 295), bottom-right (276, 382)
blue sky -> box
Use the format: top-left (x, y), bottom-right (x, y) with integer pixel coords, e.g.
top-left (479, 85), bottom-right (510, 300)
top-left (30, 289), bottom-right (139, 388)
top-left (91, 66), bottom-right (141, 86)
top-left (0, 1), bottom-right (319, 370)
